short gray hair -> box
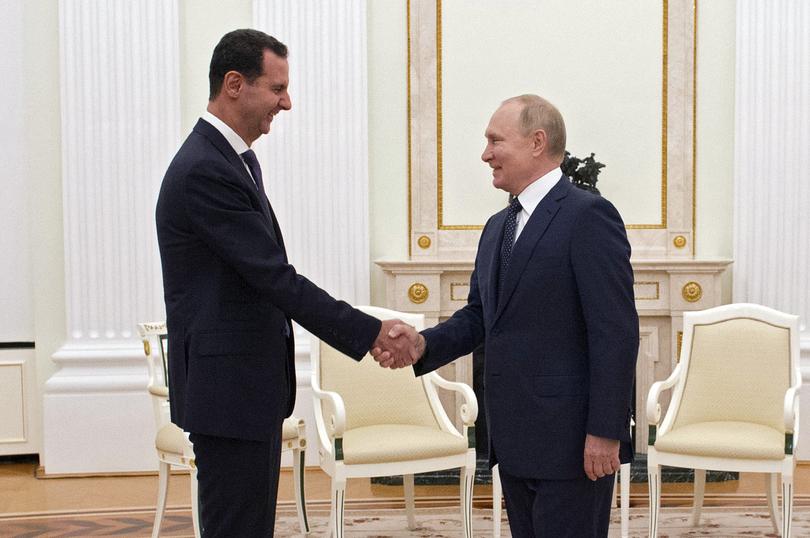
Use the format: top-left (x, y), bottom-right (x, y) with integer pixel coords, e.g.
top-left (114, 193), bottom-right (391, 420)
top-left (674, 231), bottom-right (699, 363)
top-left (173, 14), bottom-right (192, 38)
top-left (504, 94), bottom-right (566, 160)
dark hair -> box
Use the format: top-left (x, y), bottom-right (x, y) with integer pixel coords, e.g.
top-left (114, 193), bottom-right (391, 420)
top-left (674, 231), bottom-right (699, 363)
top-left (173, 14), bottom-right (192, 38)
top-left (208, 29), bottom-right (288, 100)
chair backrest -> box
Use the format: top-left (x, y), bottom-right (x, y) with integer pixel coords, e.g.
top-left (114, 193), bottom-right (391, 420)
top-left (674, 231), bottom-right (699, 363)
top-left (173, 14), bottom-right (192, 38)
top-left (313, 307), bottom-right (439, 433)
top-left (663, 303), bottom-right (799, 434)
top-left (137, 321), bottom-right (170, 428)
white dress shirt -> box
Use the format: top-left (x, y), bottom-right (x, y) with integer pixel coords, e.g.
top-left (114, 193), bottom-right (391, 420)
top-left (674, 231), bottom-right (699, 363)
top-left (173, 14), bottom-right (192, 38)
top-left (201, 111), bottom-right (255, 181)
top-left (513, 167), bottom-right (562, 243)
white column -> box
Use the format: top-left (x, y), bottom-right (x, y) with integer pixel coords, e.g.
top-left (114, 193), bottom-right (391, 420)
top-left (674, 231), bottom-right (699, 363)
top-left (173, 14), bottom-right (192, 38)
top-left (253, 0), bottom-right (369, 465)
top-left (733, 0), bottom-right (810, 456)
top-left (43, 0), bottom-right (180, 474)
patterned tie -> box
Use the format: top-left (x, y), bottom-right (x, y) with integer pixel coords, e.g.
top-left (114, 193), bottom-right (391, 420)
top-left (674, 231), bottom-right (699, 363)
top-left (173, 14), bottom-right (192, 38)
top-left (498, 196), bottom-right (523, 297)
top-left (241, 149), bottom-right (265, 194)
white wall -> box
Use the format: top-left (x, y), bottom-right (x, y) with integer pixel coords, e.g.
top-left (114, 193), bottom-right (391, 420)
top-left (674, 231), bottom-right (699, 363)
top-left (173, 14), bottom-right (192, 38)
top-left (0, 0), bottom-right (34, 342)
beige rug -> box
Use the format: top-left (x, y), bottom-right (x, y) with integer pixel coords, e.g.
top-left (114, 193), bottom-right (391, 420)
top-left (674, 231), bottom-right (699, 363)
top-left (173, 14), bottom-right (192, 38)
top-left (1, 505), bottom-right (808, 536)
top-left (276, 505), bottom-right (810, 537)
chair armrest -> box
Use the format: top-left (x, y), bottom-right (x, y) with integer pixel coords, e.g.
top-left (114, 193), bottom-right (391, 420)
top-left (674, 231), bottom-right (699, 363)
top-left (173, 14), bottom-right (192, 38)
top-left (426, 372), bottom-right (478, 426)
top-left (646, 363), bottom-right (684, 425)
top-left (311, 383), bottom-right (347, 438)
top-left (784, 385), bottom-right (801, 433)
top-left (148, 385), bottom-right (169, 398)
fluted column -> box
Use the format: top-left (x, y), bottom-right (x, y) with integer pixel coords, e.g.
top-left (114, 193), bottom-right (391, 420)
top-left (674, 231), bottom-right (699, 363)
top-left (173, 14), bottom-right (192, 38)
top-left (252, 0), bottom-right (369, 305)
top-left (733, 0), bottom-right (810, 454)
top-left (43, 0), bottom-right (180, 473)
top-left (253, 0), bottom-right (369, 465)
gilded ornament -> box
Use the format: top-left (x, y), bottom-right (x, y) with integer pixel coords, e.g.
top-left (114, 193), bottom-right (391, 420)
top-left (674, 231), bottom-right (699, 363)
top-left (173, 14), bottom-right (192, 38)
top-left (673, 235), bottom-right (687, 249)
top-left (408, 283), bottom-right (429, 304)
top-left (143, 340), bottom-right (151, 356)
top-left (417, 235), bottom-right (431, 249)
top-left (681, 281), bottom-right (703, 303)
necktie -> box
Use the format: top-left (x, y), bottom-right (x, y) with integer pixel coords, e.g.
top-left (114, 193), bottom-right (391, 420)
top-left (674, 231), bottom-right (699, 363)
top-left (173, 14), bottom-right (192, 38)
top-left (241, 149), bottom-right (265, 194)
top-left (499, 196), bottom-right (523, 297)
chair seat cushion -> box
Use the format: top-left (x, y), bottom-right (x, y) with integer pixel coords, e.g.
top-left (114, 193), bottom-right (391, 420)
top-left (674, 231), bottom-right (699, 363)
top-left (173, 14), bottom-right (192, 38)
top-left (156, 423), bottom-right (187, 454)
top-left (655, 421), bottom-right (784, 460)
top-left (282, 417), bottom-right (302, 441)
top-left (342, 424), bottom-right (468, 464)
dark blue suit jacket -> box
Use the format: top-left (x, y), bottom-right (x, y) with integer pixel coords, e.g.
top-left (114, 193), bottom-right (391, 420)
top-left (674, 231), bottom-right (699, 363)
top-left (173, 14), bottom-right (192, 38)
top-left (156, 119), bottom-right (380, 442)
top-left (415, 177), bottom-right (639, 480)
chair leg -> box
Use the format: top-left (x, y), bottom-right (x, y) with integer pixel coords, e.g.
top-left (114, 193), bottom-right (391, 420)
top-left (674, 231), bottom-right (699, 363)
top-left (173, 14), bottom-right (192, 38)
top-left (292, 448), bottom-right (310, 534)
top-left (620, 462), bottom-right (630, 538)
top-left (692, 468), bottom-right (706, 526)
top-left (152, 461), bottom-right (170, 538)
top-left (189, 464), bottom-right (201, 538)
top-left (460, 462), bottom-right (475, 538)
top-left (404, 474), bottom-right (417, 530)
top-left (648, 458), bottom-right (661, 538)
top-left (492, 464), bottom-right (502, 538)
top-left (782, 471), bottom-right (794, 538)
top-left (330, 476), bottom-right (346, 538)
top-left (765, 472), bottom-right (780, 534)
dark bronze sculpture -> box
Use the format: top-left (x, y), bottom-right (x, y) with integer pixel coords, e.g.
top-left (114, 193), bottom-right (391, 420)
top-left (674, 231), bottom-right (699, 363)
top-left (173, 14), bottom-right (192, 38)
top-left (562, 150), bottom-right (605, 195)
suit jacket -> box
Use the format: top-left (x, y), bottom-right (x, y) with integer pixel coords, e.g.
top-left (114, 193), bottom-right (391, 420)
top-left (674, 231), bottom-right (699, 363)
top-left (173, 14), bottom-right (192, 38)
top-left (415, 177), bottom-right (639, 480)
top-left (156, 119), bottom-right (381, 442)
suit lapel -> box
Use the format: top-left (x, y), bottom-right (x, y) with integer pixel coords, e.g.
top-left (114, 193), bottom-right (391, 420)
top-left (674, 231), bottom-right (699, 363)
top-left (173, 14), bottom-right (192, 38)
top-left (193, 119), bottom-right (282, 246)
top-left (492, 176), bottom-right (571, 326)
top-left (483, 210), bottom-right (507, 323)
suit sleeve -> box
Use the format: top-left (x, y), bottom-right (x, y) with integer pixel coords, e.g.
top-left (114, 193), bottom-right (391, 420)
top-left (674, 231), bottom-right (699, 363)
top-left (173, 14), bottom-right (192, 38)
top-left (182, 162), bottom-right (381, 360)
top-left (413, 223), bottom-right (489, 376)
top-left (570, 196), bottom-right (639, 441)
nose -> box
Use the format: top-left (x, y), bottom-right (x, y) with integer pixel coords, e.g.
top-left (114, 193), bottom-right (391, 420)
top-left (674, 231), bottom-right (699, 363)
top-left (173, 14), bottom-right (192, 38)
top-left (280, 91), bottom-right (292, 111)
top-left (481, 144), bottom-right (492, 163)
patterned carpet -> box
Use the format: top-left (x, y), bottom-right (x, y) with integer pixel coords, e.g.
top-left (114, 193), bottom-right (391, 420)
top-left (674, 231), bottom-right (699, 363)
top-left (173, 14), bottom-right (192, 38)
top-left (2, 505), bottom-right (809, 537)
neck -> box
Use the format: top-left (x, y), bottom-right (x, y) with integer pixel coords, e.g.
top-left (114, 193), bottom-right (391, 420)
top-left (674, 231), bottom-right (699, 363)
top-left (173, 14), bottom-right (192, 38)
top-left (206, 102), bottom-right (255, 146)
top-left (512, 162), bottom-right (558, 196)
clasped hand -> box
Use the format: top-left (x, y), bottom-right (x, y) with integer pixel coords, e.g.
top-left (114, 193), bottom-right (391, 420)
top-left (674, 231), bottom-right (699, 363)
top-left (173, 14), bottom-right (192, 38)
top-left (370, 319), bottom-right (425, 369)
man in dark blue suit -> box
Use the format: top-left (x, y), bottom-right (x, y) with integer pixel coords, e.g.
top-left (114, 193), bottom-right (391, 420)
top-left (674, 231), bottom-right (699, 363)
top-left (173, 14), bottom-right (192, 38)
top-left (156, 29), bottom-right (411, 537)
top-left (378, 95), bottom-right (639, 537)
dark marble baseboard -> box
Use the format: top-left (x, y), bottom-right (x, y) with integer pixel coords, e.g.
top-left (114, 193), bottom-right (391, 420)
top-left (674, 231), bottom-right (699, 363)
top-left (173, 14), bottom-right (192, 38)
top-left (371, 454), bottom-right (738, 486)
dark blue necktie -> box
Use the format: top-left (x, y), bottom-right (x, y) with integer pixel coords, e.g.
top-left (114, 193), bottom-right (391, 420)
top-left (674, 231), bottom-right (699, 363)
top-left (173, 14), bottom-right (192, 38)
top-left (499, 196), bottom-right (523, 297)
top-left (241, 149), bottom-right (265, 194)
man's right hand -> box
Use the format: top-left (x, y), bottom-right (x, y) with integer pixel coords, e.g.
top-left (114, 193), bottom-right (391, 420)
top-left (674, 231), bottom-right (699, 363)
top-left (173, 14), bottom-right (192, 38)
top-left (370, 321), bottom-right (425, 369)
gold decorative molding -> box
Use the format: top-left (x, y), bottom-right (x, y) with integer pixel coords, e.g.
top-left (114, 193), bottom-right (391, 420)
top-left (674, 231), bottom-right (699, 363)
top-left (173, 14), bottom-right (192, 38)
top-left (673, 235), bottom-right (687, 249)
top-left (143, 341), bottom-right (151, 356)
top-left (450, 282), bottom-right (469, 301)
top-left (681, 281), bottom-right (703, 303)
top-left (408, 282), bottom-right (430, 304)
top-left (417, 235), bottom-right (432, 249)
top-left (429, 0), bottom-right (674, 230)
top-left (634, 281), bottom-right (661, 301)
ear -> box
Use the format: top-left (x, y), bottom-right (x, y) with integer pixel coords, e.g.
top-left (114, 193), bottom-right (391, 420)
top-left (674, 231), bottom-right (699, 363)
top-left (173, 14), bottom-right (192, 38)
top-left (532, 129), bottom-right (548, 157)
top-left (222, 71), bottom-right (244, 98)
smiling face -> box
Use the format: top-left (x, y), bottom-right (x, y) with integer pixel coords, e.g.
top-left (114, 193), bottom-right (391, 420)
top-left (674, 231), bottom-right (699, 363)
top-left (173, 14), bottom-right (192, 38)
top-left (234, 50), bottom-right (291, 143)
top-left (481, 101), bottom-right (539, 196)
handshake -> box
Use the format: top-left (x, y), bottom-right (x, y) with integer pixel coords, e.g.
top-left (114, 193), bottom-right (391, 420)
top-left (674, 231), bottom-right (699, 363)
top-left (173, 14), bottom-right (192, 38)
top-left (370, 319), bottom-right (426, 369)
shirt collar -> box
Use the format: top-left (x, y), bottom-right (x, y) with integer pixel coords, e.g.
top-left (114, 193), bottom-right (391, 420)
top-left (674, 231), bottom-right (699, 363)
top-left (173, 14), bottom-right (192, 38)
top-left (516, 167), bottom-right (562, 218)
top-left (202, 111), bottom-right (250, 156)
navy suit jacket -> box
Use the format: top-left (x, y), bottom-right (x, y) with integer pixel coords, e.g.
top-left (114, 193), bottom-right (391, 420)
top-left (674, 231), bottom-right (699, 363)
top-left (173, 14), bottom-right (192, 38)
top-left (156, 119), bottom-right (381, 442)
top-left (415, 177), bottom-right (639, 480)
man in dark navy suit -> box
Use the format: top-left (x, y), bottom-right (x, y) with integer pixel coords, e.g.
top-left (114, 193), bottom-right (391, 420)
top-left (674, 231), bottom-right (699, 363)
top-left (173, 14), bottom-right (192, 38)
top-left (377, 95), bottom-right (639, 537)
top-left (156, 29), bottom-right (412, 537)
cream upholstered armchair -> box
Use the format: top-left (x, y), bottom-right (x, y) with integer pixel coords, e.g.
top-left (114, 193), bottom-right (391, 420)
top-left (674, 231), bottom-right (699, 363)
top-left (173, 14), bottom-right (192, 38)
top-left (138, 322), bottom-right (310, 537)
top-left (310, 306), bottom-right (478, 538)
top-left (646, 303), bottom-right (801, 537)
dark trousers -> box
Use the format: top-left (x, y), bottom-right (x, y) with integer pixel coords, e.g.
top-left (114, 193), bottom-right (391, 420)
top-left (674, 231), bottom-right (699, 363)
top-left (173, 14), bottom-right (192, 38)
top-left (499, 466), bottom-right (615, 537)
top-left (190, 429), bottom-right (282, 538)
